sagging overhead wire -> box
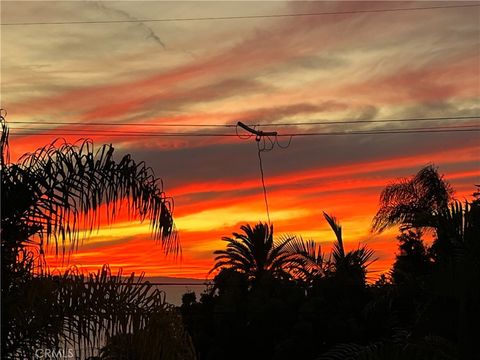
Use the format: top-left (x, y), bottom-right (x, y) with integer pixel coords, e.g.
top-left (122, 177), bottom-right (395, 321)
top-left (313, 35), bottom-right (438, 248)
top-left (6, 115), bottom-right (480, 127)
top-left (2, 3), bottom-right (478, 26)
top-left (236, 122), bottom-right (295, 225)
top-left (8, 126), bottom-right (480, 138)
top-left (6, 113), bottom-right (480, 138)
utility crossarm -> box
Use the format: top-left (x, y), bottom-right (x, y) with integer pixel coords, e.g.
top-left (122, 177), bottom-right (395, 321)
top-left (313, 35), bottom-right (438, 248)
top-left (237, 121), bottom-right (278, 137)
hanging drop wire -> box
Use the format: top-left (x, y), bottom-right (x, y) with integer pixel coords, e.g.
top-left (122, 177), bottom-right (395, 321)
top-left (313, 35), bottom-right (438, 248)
top-left (236, 121), bottom-right (281, 225)
top-left (256, 137), bottom-right (271, 225)
top-left (256, 134), bottom-right (275, 152)
top-left (275, 134), bottom-right (293, 149)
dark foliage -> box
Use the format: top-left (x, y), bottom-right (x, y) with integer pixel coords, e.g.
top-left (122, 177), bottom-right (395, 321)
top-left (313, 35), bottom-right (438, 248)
top-left (391, 230), bottom-right (432, 285)
top-left (183, 215), bottom-right (377, 360)
top-left (1, 115), bottom-right (191, 359)
top-left (181, 167), bottom-right (478, 360)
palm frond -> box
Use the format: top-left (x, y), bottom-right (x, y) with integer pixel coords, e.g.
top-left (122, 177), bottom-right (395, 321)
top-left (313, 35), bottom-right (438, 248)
top-left (371, 165), bottom-right (453, 233)
top-left (2, 135), bottom-right (178, 257)
top-left (210, 222), bottom-right (301, 280)
top-left (283, 236), bottom-right (328, 280)
top-left (324, 212), bottom-right (344, 260)
top-left (1, 110), bottom-right (10, 166)
top-left (4, 266), bottom-right (194, 359)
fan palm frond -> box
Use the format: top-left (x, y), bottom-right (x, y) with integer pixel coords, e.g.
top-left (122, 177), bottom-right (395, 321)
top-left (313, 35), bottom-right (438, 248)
top-left (372, 165), bottom-right (453, 233)
top-left (209, 223), bottom-right (299, 281)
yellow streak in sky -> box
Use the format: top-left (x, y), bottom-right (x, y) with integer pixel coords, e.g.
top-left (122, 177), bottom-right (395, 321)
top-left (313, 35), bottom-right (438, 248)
top-left (175, 205), bottom-right (310, 232)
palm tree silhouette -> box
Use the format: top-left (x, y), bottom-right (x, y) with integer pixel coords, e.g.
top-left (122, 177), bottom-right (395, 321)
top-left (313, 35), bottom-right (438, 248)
top-left (210, 215), bottom-right (375, 287)
top-left (1, 116), bottom-right (178, 271)
top-left (0, 115), bottom-right (189, 358)
top-left (210, 223), bottom-right (298, 281)
top-left (372, 165), bottom-right (454, 233)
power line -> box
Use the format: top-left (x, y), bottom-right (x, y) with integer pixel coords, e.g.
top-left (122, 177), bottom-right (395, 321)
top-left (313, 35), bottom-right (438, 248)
top-left (260, 116), bottom-right (480, 127)
top-left (2, 4), bottom-right (478, 26)
top-left (280, 128), bottom-right (480, 137)
top-left (9, 121), bottom-right (235, 127)
top-left (9, 123), bottom-right (479, 133)
top-left (9, 124), bottom-right (480, 138)
top-left (6, 115), bottom-right (479, 128)
top-left (8, 128), bottom-right (480, 137)
top-left (10, 131), bottom-right (239, 137)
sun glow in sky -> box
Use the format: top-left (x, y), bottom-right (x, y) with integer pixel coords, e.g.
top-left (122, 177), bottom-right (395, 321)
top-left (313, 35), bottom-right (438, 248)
top-left (2, 1), bottom-right (479, 279)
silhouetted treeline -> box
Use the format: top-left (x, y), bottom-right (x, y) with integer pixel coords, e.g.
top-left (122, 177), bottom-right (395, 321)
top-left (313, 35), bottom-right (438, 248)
top-left (180, 167), bottom-right (480, 360)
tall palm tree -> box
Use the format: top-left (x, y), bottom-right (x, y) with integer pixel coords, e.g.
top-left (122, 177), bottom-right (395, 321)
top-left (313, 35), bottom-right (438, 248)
top-left (1, 114), bottom-right (186, 358)
top-left (371, 165), bottom-right (454, 233)
top-left (210, 223), bottom-right (299, 281)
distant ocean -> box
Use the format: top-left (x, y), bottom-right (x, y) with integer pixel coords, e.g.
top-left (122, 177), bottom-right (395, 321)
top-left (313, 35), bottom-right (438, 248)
top-left (143, 276), bottom-right (211, 306)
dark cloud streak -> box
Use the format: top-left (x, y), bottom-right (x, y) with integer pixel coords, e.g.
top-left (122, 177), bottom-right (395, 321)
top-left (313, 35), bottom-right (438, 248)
top-left (92, 2), bottom-right (166, 49)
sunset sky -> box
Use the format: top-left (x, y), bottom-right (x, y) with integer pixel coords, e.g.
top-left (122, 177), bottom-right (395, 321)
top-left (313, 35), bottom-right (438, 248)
top-left (1, 1), bottom-right (479, 279)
